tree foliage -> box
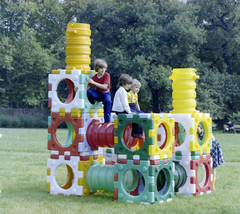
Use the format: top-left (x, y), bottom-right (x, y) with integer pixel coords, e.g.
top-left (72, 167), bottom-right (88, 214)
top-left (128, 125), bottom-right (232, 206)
top-left (0, 0), bottom-right (240, 124)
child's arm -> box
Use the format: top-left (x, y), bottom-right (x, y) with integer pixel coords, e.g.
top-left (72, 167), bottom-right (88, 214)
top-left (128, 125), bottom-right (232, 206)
top-left (135, 100), bottom-right (141, 111)
top-left (88, 79), bottom-right (108, 90)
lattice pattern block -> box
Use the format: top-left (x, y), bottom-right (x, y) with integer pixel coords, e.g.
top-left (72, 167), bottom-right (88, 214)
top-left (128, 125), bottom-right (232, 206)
top-left (48, 69), bottom-right (84, 112)
top-left (190, 154), bottom-right (213, 196)
top-left (173, 154), bottom-right (213, 195)
top-left (190, 113), bottom-right (212, 155)
top-left (138, 159), bottom-right (175, 203)
top-left (172, 113), bottom-right (212, 157)
top-left (173, 155), bottom-right (196, 195)
top-left (149, 114), bottom-right (175, 159)
top-left (47, 155), bottom-right (83, 196)
top-left (114, 159), bottom-right (174, 204)
top-left (114, 114), bottom-right (154, 160)
top-left (48, 112), bottom-right (84, 156)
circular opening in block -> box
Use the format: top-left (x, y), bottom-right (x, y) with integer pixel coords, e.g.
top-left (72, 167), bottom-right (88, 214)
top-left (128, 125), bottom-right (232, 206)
top-left (123, 123), bottom-right (145, 150)
top-left (157, 123), bottom-right (167, 149)
top-left (175, 122), bottom-right (186, 147)
top-left (56, 121), bottom-right (75, 147)
top-left (157, 169), bottom-right (168, 195)
top-left (123, 169), bottom-right (139, 193)
top-left (55, 164), bottom-right (73, 189)
top-left (57, 78), bottom-right (75, 104)
top-left (197, 163), bottom-right (206, 188)
top-left (197, 122), bottom-right (205, 146)
top-left (138, 171), bottom-right (145, 195)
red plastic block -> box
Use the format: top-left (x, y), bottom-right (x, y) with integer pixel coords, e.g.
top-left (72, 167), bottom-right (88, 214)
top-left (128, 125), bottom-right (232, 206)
top-left (190, 154), bottom-right (213, 196)
top-left (117, 159), bottom-right (127, 164)
top-left (150, 160), bottom-right (160, 165)
top-left (48, 98), bottom-right (52, 108)
top-left (133, 160), bottom-right (140, 165)
top-left (48, 112), bottom-right (84, 156)
top-left (114, 173), bottom-right (118, 181)
top-left (114, 189), bottom-right (118, 199)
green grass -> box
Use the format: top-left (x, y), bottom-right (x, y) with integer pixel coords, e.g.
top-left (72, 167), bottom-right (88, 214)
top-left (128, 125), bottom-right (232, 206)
top-left (0, 128), bottom-right (240, 214)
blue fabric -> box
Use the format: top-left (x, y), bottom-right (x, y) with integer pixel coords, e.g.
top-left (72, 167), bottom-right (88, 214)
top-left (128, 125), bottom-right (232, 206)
top-left (210, 139), bottom-right (225, 168)
top-left (115, 111), bottom-right (143, 135)
top-left (87, 90), bottom-right (112, 123)
top-left (129, 103), bottom-right (143, 135)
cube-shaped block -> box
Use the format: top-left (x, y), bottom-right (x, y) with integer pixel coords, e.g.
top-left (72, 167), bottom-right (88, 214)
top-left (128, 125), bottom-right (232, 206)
top-left (47, 155), bottom-right (83, 196)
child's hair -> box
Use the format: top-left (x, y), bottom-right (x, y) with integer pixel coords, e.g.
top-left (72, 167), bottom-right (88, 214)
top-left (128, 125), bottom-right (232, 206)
top-left (94, 59), bottom-right (107, 71)
top-left (118, 74), bottom-right (133, 86)
top-left (132, 79), bottom-right (141, 87)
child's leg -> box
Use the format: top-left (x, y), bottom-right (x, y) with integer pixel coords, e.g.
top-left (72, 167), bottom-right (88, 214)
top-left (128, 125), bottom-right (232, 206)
top-left (102, 93), bottom-right (112, 123)
top-left (94, 92), bottom-right (112, 123)
top-left (212, 168), bottom-right (216, 189)
top-left (87, 90), bottom-right (98, 104)
top-left (132, 123), bottom-right (143, 135)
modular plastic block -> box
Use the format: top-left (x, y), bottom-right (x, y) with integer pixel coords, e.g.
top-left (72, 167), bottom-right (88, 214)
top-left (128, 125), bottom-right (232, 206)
top-left (149, 114), bottom-right (175, 159)
top-left (138, 159), bottom-right (175, 203)
top-left (114, 159), bottom-right (174, 204)
top-left (48, 69), bottom-right (84, 112)
top-left (190, 154), bottom-right (213, 196)
top-left (48, 112), bottom-right (84, 156)
top-left (172, 113), bottom-right (212, 157)
top-left (47, 155), bottom-right (83, 196)
top-left (114, 114), bottom-right (154, 160)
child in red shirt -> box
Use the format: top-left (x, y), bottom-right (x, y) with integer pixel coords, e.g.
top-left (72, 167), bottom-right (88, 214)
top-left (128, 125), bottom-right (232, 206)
top-left (87, 59), bottom-right (112, 122)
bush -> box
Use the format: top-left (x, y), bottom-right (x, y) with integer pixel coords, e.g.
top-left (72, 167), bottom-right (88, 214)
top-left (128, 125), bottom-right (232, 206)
top-left (0, 114), bottom-right (48, 128)
top-left (229, 112), bottom-right (240, 124)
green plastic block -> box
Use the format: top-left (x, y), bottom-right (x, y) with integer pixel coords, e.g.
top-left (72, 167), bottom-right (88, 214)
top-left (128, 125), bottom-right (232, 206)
top-left (114, 114), bottom-right (154, 160)
top-left (114, 160), bottom-right (155, 203)
top-left (48, 116), bottom-right (51, 126)
top-left (148, 159), bottom-right (175, 203)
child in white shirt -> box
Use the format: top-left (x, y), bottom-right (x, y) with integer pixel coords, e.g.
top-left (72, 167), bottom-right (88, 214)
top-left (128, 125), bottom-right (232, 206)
top-left (112, 74), bottom-right (144, 140)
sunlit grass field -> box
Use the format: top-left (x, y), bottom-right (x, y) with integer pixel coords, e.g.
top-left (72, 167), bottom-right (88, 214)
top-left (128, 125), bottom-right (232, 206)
top-left (0, 128), bottom-right (240, 214)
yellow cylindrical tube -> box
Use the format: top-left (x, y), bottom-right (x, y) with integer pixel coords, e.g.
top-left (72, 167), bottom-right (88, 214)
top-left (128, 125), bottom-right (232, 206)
top-left (169, 68), bottom-right (199, 114)
top-left (65, 23), bottom-right (91, 73)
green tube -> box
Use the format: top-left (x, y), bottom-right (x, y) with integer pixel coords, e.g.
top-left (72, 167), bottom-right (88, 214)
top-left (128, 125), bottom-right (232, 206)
top-left (86, 161), bottom-right (115, 192)
top-left (174, 161), bottom-right (187, 192)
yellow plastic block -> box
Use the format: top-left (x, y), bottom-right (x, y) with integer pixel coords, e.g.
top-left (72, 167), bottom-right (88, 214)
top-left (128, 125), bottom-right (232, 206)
top-left (169, 68), bottom-right (199, 114)
top-left (52, 69), bottom-right (61, 74)
top-left (65, 23), bottom-right (91, 72)
top-left (47, 168), bottom-right (51, 176)
top-left (114, 118), bottom-right (118, 129)
top-left (65, 70), bottom-right (72, 74)
top-left (71, 108), bottom-right (82, 117)
top-left (98, 108), bottom-right (104, 118)
top-left (90, 109), bottom-right (94, 118)
top-left (148, 114), bottom-right (175, 159)
top-left (114, 136), bottom-right (118, 144)
top-left (78, 155), bottom-right (104, 196)
top-left (59, 108), bottom-right (65, 117)
top-left (47, 182), bottom-right (50, 193)
top-left (81, 70), bottom-right (91, 75)
top-left (189, 113), bottom-right (212, 155)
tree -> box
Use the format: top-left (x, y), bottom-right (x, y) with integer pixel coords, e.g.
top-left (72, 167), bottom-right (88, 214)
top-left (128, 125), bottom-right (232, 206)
top-left (188, 0), bottom-right (240, 74)
top-left (76, 0), bottom-right (205, 112)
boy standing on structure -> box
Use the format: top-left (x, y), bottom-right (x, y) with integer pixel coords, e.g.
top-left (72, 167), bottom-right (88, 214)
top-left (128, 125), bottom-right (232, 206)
top-left (87, 59), bottom-right (112, 123)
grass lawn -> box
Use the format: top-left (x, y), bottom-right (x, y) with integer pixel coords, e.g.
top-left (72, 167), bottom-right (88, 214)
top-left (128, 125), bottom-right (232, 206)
top-left (0, 128), bottom-right (240, 214)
